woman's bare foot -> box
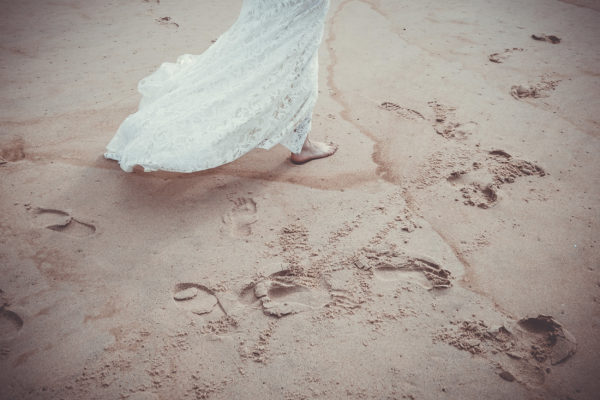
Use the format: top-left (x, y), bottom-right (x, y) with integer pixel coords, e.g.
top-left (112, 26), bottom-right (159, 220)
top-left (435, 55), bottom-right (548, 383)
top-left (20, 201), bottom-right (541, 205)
top-left (290, 139), bottom-right (338, 164)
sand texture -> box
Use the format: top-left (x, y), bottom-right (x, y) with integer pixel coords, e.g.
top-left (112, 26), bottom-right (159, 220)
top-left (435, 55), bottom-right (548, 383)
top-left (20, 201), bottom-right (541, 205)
top-left (1, 0), bottom-right (599, 399)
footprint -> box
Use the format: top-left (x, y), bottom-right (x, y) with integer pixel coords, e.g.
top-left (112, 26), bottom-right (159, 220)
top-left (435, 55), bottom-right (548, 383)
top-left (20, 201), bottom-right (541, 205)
top-left (379, 102), bottom-right (425, 120)
top-left (251, 271), bottom-right (330, 318)
top-left (453, 121), bottom-right (478, 140)
top-left (0, 307), bottom-right (23, 341)
top-left (375, 265), bottom-right (433, 288)
top-left (448, 151), bottom-right (545, 208)
top-left (173, 283), bottom-right (223, 316)
top-left (222, 198), bottom-right (258, 237)
top-left (460, 183), bottom-right (499, 209)
top-left (489, 155), bottom-right (546, 183)
top-left (34, 208), bottom-right (96, 237)
top-left (428, 101), bottom-right (477, 139)
top-left (510, 85), bottom-right (543, 99)
top-left (484, 150), bottom-right (545, 184)
top-left (0, 137), bottom-right (25, 163)
top-left (488, 149), bottom-right (512, 159)
top-left (510, 78), bottom-right (559, 100)
top-left (374, 257), bottom-right (452, 290)
top-left (364, 248), bottom-right (452, 290)
top-left (531, 34), bottom-right (561, 44)
top-left (488, 48), bottom-right (524, 63)
top-left (436, 315), bottom-right (575, 386)
top-left (436, 320), bottom-right (545, 385)
top-left (518, 315), bottom-right (577, 365)
top-left (155, 16), bottom-right (179, 28)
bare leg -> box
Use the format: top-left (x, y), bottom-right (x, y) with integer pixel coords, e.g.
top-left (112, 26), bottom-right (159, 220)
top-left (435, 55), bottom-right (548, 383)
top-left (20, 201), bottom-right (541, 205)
top-left (290, 137), bottom-right (337, 164)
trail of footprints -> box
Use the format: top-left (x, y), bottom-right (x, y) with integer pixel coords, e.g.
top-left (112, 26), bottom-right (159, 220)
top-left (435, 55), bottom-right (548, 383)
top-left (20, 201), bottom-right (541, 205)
top-left (379, 100), bottom-right (478, 140)
top-left (177, 217), bottom-right (452, 322)
top-left (487, 38), bottom-right (561, 99)
top-left (380, 97), bottom-right (547, 209)
top-left (184, 41), bottom-right (558, 372)
top-left (379, 98), bottom-right (547, 208)
top-left (171, 220), bottom-right (576, 388)
top-left (172, 221), bottom-right (576, 386)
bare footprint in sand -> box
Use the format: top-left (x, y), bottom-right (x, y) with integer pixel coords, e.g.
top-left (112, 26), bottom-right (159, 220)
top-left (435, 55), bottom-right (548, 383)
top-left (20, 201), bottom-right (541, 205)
top-left (155, 16), bottom-right (179, 28)
top-left (447, 150), bottom-right (545, 208)
top-left (428, 101), bottom-right (478, 140)
top-left (34, 208), bottom-right (96, 237)
top-left (510, 78), bottom-right (560, 100)
top-left (518, 315), bottom-right (577, 365)
top-left (248, 271), bottom-right (330, 318)
top-left (488, 48), bottom-right (524, 63)
top-left (436, 315), bottom-right (575, 386)
top-left (222, 198), bottom-right (258, 237)
top-left (0, 307), bottom-right (23, 341)
top-left (379, 102), bottom-right (425, 120)
top-left (373, 257), bottom-right (452, 290)
top-left (488, 150), bottom-right (546, 182)
top-left (531, 34), bottom-right (561, 44)
top-left (173, 283), bottom-right (222, 316)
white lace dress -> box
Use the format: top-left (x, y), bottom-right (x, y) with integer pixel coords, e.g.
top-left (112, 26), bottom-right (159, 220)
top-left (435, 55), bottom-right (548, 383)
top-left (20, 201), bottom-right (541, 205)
top-left (104, 0), bottom-right (330, 172)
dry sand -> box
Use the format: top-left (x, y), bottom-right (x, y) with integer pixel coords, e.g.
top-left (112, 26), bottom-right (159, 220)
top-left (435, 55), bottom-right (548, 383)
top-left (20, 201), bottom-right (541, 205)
top-left (1, 0), bottom-right (599, 399)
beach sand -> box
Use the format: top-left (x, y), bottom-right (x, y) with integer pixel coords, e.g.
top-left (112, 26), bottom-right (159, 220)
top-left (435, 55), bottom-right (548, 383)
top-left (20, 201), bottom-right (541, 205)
top-left (1, 0), bottom-right (599, 399)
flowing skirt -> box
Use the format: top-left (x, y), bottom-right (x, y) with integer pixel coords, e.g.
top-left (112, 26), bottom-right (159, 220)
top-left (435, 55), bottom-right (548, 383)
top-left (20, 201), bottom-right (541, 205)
top-left (104, 0), bottom-right (330, 172)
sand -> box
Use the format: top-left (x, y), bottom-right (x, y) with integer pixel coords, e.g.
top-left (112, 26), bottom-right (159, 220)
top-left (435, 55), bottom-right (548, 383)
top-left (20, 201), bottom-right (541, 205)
top-left (1, 0), bottom-right (599, 399)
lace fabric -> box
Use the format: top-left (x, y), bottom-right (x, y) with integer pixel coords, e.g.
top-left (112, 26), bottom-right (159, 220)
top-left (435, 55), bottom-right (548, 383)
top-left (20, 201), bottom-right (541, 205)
top-left (104, 0), bottom-right (330, 172)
